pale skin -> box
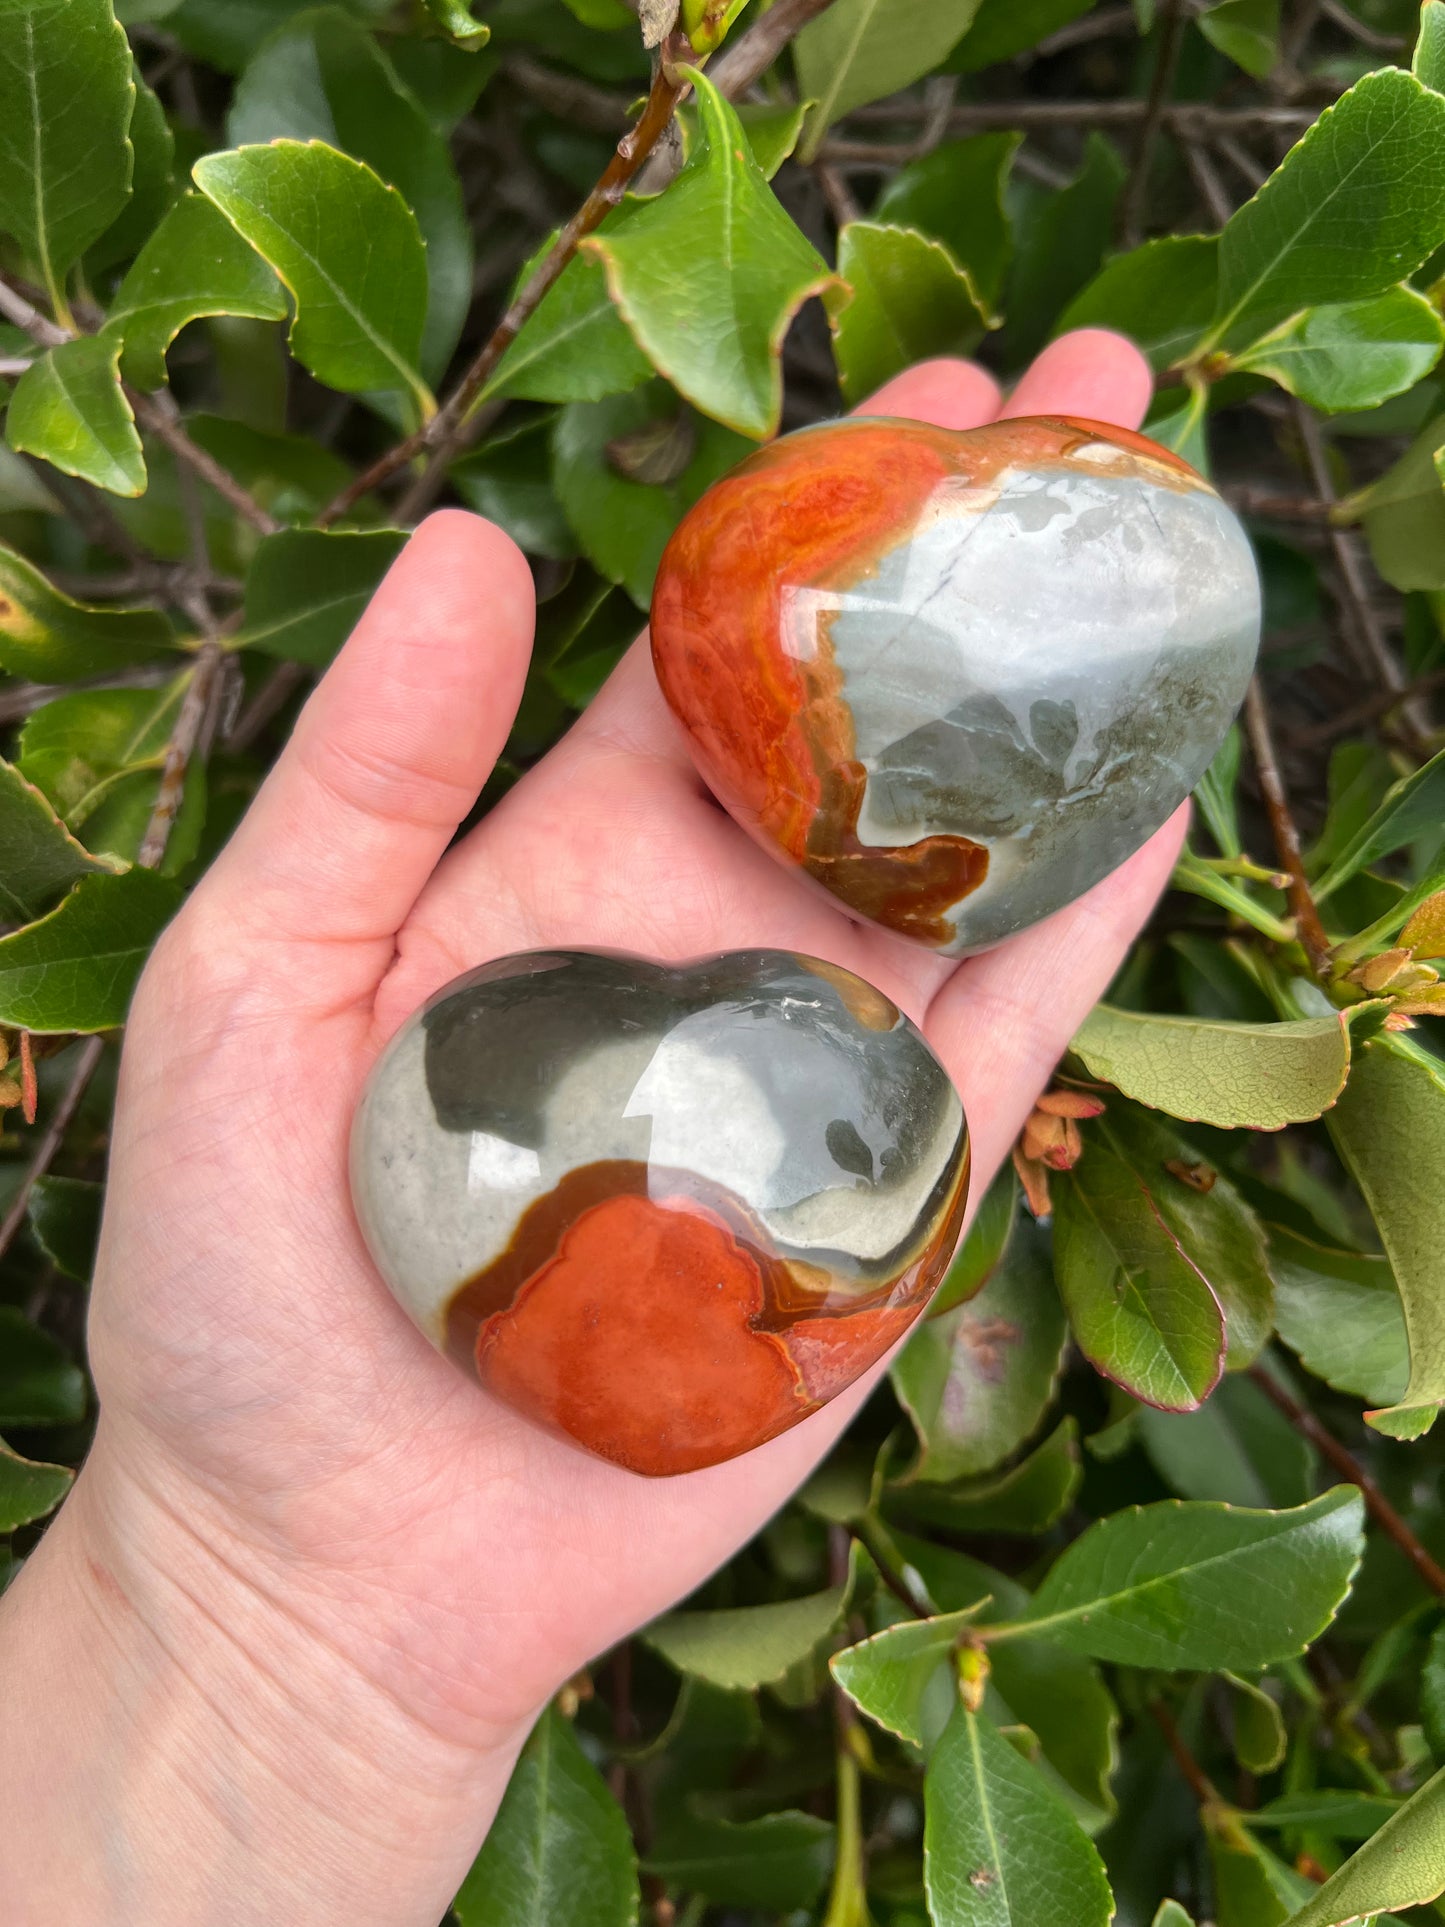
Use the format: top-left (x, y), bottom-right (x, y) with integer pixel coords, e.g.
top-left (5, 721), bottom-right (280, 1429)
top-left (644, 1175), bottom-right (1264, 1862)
top-left (0, 332), bottom-right (1185, 1926)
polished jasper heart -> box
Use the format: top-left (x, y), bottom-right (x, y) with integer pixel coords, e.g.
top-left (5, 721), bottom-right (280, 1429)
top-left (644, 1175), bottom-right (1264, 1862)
top-left (350, 948), bottom-right (969, 1477)
top-left (651, 416), bottom-right (1261, 954)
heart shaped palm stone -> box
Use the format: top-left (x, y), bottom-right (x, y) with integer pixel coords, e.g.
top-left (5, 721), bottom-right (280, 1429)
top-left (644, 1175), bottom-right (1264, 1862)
top-left (651, 415), bottom-right (1261, 954)
top-left (351, 948), bottom-right (969, 1476)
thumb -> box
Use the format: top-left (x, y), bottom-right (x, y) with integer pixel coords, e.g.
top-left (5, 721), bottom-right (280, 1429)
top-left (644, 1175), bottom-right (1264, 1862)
top-left (194, 511), bottom-right (535, 980)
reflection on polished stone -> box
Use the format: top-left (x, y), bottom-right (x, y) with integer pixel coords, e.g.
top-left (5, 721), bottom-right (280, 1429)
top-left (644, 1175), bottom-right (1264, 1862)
top-left (651, 415), bottom-right (1261, 954)
top-left (350, 948), bottom-right (970, 1476)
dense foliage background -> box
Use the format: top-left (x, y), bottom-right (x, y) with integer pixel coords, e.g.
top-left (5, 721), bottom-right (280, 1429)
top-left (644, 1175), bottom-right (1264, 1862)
top-left (2, 0), bottom-right (1445, 1920)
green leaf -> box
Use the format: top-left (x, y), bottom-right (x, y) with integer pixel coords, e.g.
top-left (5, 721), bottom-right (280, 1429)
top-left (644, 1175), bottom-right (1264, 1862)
top-left (16, 678), bottom-right (206, 874)
top-left (1053, 1137), bottom-right (1225, 1411)
top-left (0, 0), bottom-right (134, 312)
top-left (0, 1306), bottom-right (86, 1428)
top-left (1071, 1004), bottom-right (1353, 1129)
top-left (892, 1214), bottom-right (1067, 1481)
top-left (646, 1810), bottom-right (833, 1912)
top-left (236, 527), bottom-right (407, 665)
top-left (1205, 69), bottom-right (1445, 353)
top-left (27, 1175), bottom-right (103, 1282)
top-left (1269, 1223), bottom-right (1409, 1406)
top-left (929, 1163), bottom-right (1017, 1318)
top-left (888, 1418), bottom-right (1081, 1536)
top-left (452, 1705), bottom-right (640, 1927)
top-left (1418, 0), bottom-right (1445, 92)
top-left (1198, 0), bottom-right (1279, 77)
top-left (1312, 745), bottom-right (1445, 898)
top-left (832, 1606), bottom-right (985, 1747)
top-left (1099, 1105), bottom-right (1274, 1366)
top-left (0, 758), bottom-right (116, 923)
top-left (227, 7), bottom-right (474, 382)
top-left (1001, 1487), bottom-right (1365, 1671)
top-left (1152, 1906), bottom-right (1196, 1927)
top-left (794, 0), bottom-right (982, 162)
top-left (0, 869), bottom-right (183, 1033)
top-left (1327, 1037), bottom-right (1445, 1435)
top-left (924, 1706), bottom-right (1113, 1927)
top-left (552, 384), bottom-right (750, 608)
top-left (87, 68), bottom-right (175, 276)
top-left (1283, 1765), bottom-right (1445, 1924)
top-left (0, 1435), bottom-right (73, 1532)
top-left (0, 545), bottom-right (175, 682)
top-left (193, 140), bottom-right (433, 413)
top-left (109, 191), bottom-right (287, 391)
top-left (872, 134), bottom-right (1020, 310)
top-left (579, 71), bottom-right (838, 439)
top-left (1423, 1620), bottom-right (1445, 1761)
top-left (1002, 133), bottom-right (1126, 366)
top-left (1211, 1818), bottom-right (1315, 1926)
top-left (1225, 1672), bottom-right (1287, 1774)
top-left (677, 98), bottom-right (810, 182)
top-left (486, 225), bottom-right (654, 407)
top-left (830, 223), bottom-right (991, 405)
top-left (986, 1641), bottom-right (1118, 1819)
top-left (1138, 1374), bottom-right (1314, 1509)
top-left (452, 416), bottom-right (576, 560)
top-left (7, 334), bottom-right (146, 497)
top-left (424, 0), bottom-right (490, 47)
top-left (1247, 1790), bottom-right (1401, 1839)
top-left (644, 1572), bottom-right (853, 1691)
top-left (1343, 413), bottom-right (1445, 592)
top-left (1231, 286), bottom-right (1445, 414)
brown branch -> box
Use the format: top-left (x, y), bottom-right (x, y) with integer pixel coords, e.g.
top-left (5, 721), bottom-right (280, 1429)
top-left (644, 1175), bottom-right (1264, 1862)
top-left (1151, 1701), bottom-right (1221, 1808)
top-left (226, 660), bottom-right (309, 755)
top-left (0, 1036), bottom-right (107, 1267)
top-left (1222, 485), bottom-right (1333, 522)
top-left (136, 642), bottom-right (226, 869)
top-left (318, 0), bottom-right (844, 529)
top-left (503, 54), bottom-right (633, 132)
top-left (1181, 136), bottom-right (1235, 229)
top-left (706, 0), bottom-right (837, 95)
top-left (1119, 0), bottom-right (1189, 247)
top-left (1248, 1366), bottom-right (1445, 1600)
top-left (821, 100), bottom-right (1314, 165)
top-left (1287, 666), bottom-right (1445, 749)
top-left (1293, 402), bottom-right (1433, 749)
top-left (1242, 676), bottom-right (1333, 975)
top-left (319, 33), bottom-right (701, 528)
top-left (129, 392), bottom-right (281, 539)
top-left (851, 1526), bottom-right (932, 1619)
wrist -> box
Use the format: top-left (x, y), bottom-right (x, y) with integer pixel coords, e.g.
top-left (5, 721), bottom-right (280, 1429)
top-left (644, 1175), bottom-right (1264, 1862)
top-left (0, 1427), bottom-right (532, 1927)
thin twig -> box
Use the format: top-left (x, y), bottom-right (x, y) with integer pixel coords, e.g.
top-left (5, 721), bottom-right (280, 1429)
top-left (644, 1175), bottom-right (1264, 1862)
top-left (318, 0), bottom-right (843, 529)
top-left (1287, 666), bottom-right (1445, 749)
top-left (1181, 136), bottom-right (1234, 228)
top-left (0, 1037), bottom-right (107, 1267)
top-left (706, 0), bottom-right (837, 95)
top-left (321, 35), bottom-right (699, 527)
top-left (821, 100), bottom-right (1314, 165)
top-left (1248, 1366), bottom-right (1445, 1600)
top-left (136, 643), bottom-right (226, 869)
top-left (503, 54), bottom-right (633, 132)
top-left (129, 392), bottom-right (281, 538)
top-left (0, 278), bottom-right (67, 347)
top-left (1223, 485), bottom-right (1333, 522)
top-left (225, 660), bottom-right (308, 754)
top-left (0, 663), bottom-right (178, 729)
top-left (1242, 677), bottom-right (1333, 975)
top-left (1151, 1701), bottom-right (1221, 1807)
top-left (1293, 402), bottom-right (1433, 748)
top-left (1119, 0), bottom-right (1189, 247)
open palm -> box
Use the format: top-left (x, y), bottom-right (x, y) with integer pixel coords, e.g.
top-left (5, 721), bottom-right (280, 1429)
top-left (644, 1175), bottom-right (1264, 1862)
top-left (81, 333), bottom-right (1183, 1914)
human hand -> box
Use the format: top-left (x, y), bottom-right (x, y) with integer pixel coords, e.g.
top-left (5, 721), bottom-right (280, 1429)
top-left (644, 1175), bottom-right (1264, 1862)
top-left (0, 331), bottom-right (1184, 1927)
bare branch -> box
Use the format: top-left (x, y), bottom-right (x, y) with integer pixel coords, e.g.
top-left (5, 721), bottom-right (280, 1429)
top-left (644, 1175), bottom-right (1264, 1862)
top-left (129, 391), bottom-right (281, 538)
top-left (0, 1037), bottom-right (107, 1268)
top-left (1242, 676), bottom-right (1333, 975)
top-left (707, 0), bottom-right (837, 96)
top-left (1119, 0), bottom-right (1188, 247)
top-left (136, 642), bottom-right (226, 869)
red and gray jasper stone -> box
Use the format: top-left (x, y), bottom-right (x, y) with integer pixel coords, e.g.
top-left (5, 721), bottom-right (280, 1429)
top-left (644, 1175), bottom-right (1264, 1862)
top-left (651, 414), bottom-right (1262, 954)
top-left (350, 949), bottom-right (970, 1476)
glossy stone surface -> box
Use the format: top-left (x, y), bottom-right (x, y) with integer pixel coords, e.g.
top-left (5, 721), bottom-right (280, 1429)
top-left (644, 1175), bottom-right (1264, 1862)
top-left (351, 949), bottom-right (969, 1476)
top-left (651, 415), bottom-right (1261, 954)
